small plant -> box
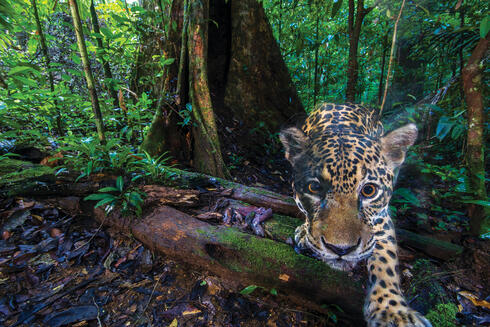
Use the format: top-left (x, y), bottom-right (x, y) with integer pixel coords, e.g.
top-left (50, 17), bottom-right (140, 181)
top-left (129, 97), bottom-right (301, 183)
top-left (239, 284), bottom-right (278, 296)
top-left (84, 176), bottom-right (146, 216)
top-left (57, 136), bottom-right (140, 180)
top-left (178, 103), bottom-right (193, 126)
top-left (134, 151), bottom-right (174, 183)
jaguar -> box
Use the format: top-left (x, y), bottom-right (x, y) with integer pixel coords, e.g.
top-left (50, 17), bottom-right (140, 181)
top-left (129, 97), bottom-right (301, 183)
top-left (280, 103), bottom-right (432, 327)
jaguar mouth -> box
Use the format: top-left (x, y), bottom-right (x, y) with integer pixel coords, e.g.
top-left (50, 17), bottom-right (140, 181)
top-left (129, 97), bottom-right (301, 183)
top-left (300, 244), bottom-right (361, 271)
top-left (323, 258), bottom-right (359, 271)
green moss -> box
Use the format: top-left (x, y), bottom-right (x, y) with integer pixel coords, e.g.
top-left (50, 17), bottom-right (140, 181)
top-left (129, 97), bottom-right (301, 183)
top-left (0, 159), bottom-right (53, 186)
top-left (264, 214), bottom-right (302, 241)
top-left (212, 227), bottom-right (351, 286)
top-left (426, 303), bottom-right (459, 327)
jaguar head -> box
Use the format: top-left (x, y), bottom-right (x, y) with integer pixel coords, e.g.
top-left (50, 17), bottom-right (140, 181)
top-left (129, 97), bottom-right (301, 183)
top-left (280, 123), bottom-right (417, 271)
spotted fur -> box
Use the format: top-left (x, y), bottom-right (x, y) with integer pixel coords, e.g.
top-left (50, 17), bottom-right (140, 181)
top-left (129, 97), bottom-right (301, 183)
top-left (280, 103), bottom-right (431, 327)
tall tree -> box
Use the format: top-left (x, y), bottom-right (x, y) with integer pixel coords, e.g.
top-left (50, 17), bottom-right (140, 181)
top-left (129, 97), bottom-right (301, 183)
top-left (345, 0), bottom-right (374, 102)
top-left (69, 0), bottom-right (106, 144)
top-left (187, 0), bottom-right (229, 178)
top-left (141, 0), bottom-right (303, 177)
top-left (89, 0), bottom-right (118, 108)
top-left (31, 0), bottom-right (62, 135)
top-left (462, 32), bottom-right (488, 236)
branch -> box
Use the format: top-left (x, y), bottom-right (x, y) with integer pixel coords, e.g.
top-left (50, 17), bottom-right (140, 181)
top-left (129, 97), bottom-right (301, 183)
top-left (380, 0), bottom-right (406, 115)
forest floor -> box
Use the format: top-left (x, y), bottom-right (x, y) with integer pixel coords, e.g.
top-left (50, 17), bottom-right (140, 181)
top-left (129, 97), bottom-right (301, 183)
top-left (0, 144), bottom-right (489, 326)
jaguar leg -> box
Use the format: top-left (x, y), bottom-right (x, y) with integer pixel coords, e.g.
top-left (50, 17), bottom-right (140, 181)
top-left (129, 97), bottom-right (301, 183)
top-left (364, 216), bottom-right (432, 327)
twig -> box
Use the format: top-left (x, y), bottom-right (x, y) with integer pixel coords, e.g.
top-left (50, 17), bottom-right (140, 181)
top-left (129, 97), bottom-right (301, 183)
top-left (379, 0), bottom-right (406, 115)
top-left (121, 87), bottom-right (139, 100)
top-left (74, 215), bottom-right (106, 251)
top-left (134, 268), bottom-right (168, 324)
top-left (93, 297), bottom-right (103, 327)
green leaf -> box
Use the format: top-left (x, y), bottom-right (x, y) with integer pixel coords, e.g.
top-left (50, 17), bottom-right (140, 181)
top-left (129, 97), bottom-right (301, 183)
top-left (94, 196), bottom-right (118, 208)
top-left (393, 188), bottom-right (420, 207)
top-left (435, 116), bottom-right (454, 140)
top-left (11, 76), bottom-right (38, 87)
top-left (98, 186), bottom-right (120, 193)
top-left (240, 285), bottom-right (259, 295)
top-left (116, 176), bottom-right (124, 192)
top-left (8, 65), bottom-right (40, 76)
top-left (462, 200), bottom-right (490, 207)
top-left (480, 15), bottom-right (490, 39)
top-left (270, 288), bottom-right (277, 296)
top-left (161, 58), bottom-right (175, 66)
top-left (84, 193), bottom-right (117, 201)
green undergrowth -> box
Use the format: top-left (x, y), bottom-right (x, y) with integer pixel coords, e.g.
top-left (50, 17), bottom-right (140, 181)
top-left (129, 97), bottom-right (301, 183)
top-left (426, 303), bottom-right (459, 327)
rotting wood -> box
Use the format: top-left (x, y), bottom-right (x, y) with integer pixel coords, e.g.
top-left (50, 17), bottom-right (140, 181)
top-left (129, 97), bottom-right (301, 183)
top-left (1, 160), bottom-right (463, 260)
top-left (89, 204), bottom-right (366, 321)
top-left (142, 185), bottom-right (200, 207)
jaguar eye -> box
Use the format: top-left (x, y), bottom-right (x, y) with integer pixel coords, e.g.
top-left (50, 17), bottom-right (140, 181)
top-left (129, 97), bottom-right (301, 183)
top-left (361, 183), bottom-right (378, 198)
top-left (308, 181), bottom-right (321, 194)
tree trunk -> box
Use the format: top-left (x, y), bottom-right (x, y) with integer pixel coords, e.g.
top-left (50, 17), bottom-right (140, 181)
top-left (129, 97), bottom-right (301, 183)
top-left (187, 0), bottom-right (229, 178)
top-left (142, 0), bottom-right (303, 175)
top-left (462, 33), bottom-right (489, 236)
top-left (90, 0), bottom-right (119, 108)
top-left (377, 31), bottom-right (388, 105)
top-left (140, 0), bottom-right (190, 162)
top-left (222, 0), bottom-right (303, 129)
top-left (69, 0), bottom-right (106, 144)
top-left (346, 0), bottom-right (373, 102)
top-left (31, 0), bottom-right (62, 136)
top-left (313, 13), bottom-right (320, 108)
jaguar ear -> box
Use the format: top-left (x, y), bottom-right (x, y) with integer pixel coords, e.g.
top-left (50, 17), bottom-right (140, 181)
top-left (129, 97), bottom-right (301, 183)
top-left (279, 127), bottom-right (308, 165)
top-left (381, 123), bottom-right (418, 167)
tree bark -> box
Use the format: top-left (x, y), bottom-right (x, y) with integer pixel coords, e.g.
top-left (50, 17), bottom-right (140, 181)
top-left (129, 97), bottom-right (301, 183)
top-left (462, 33), bottom-right (489, 236)
top-left (313, 13), bottom-right (320, 108)
top-left (187, 0), bottom-right (229, 178)
top-left (142, 0), bottom-right (303, 174)
top-left (377, 31), bottom-right (388, 105)
top-left (90, 0), bottom-right (119, 108)
top-left (31, 0), bottom-right (62, 136)
top-left (88, 204), bottom-right (365, 321)
top-left (346, 0), bottom-right (373, 102)
top-left (223, 0), bottom-right (303, 130)
top-left (69, 0), bottom-right (106, 144)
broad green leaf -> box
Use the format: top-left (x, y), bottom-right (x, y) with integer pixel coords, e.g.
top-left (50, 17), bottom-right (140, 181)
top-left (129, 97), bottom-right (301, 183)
top-left (462, 200), bottom-right (490, 207)
top-left (435, 116), bottom-right (454, 140)
top-left (116, 176), bottom-right (124, 192)
top-left (98, 186), bottom-right (120, 193)
top-left (11, 76), bottom-right (38, 87)
top-left (94, 197), bottom-right (118, 208)
top-left (240, 285), bottom-right (259, 295)
top-left (480, 15), bottom-right (490, 39)
top-left (84, 193), bottom-right (117, 201)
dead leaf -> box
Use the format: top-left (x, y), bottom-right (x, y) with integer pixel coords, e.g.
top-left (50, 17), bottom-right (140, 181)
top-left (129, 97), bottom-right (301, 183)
top-left (182, 308), bottom-right (201, 316)
top-left (458, 291), bottom-right (490, 309)
top-left (168, 318), bottom-right (178, 327)
top-left (279, 274), bottom-right (290, 282)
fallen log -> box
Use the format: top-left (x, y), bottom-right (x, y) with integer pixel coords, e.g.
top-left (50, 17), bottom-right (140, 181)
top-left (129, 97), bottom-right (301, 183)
top-left (2, 160), bottom-right (463, 260)
top-left (90, 204), bottom-right (366, 321)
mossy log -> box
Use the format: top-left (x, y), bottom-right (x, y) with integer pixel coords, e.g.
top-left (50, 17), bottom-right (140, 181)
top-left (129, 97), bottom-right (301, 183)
top-left (90, 204), bottom-right (365, 321)
top-left (1, 160), bottom-right (463, 260)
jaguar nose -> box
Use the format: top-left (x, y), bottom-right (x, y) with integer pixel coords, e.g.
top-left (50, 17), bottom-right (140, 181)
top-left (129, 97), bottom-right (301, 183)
top-left (321, 237), bottom-right (360, 256)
